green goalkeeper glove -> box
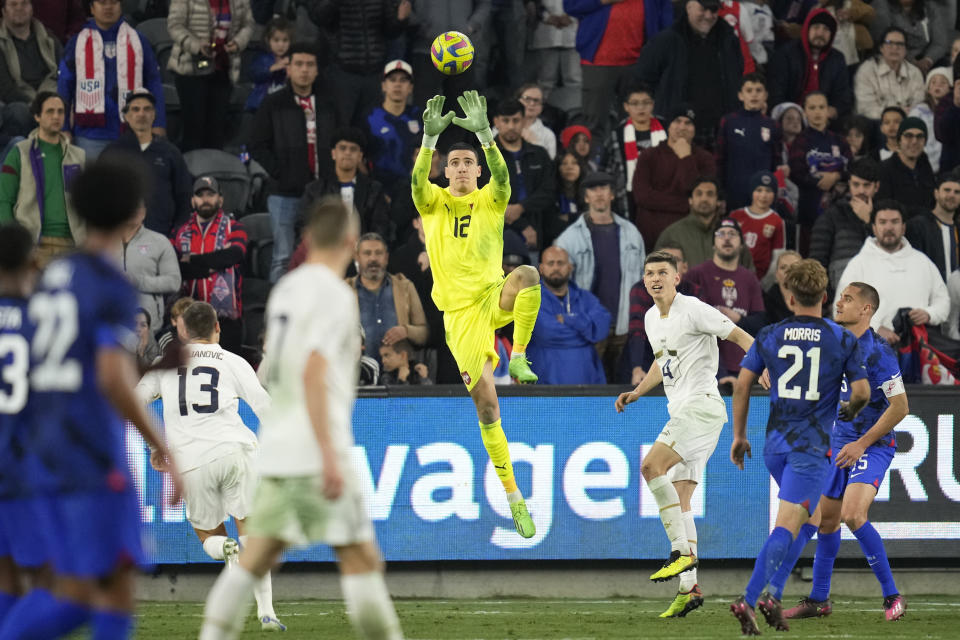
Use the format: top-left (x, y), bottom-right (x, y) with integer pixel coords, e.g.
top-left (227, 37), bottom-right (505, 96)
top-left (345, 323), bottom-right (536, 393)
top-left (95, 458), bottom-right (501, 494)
top-left (422, 94), bottom-right (455, 148)
top-left (453, 90), bottom-right (494, 146)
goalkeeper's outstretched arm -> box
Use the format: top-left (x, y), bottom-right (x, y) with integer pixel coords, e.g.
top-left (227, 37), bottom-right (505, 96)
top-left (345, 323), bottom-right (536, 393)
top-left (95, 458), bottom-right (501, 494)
top-left (453, 90), bottom-right (510, 204)
top-left (414, 94), bottom-right (455, 211)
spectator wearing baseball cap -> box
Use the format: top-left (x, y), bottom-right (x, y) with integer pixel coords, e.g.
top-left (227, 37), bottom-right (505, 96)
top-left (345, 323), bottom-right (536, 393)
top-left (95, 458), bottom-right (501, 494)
top-left (102, 87), bottom-right (192, 236)
top-left (877, 115), bottom-right (936, 219)
top-left (364, 59), bottom-right (422, 195)
top-left (631, 102), bottom-right (716, 251)
top-left (171, 174), bottom-right (248, 354)
top-left (685, 214), bottom-right (765, 382)
top-left (729, 170), bottom-right (786, 277)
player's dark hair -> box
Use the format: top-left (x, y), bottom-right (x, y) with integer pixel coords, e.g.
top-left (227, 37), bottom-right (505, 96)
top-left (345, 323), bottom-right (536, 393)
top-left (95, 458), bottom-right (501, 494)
top-left (739, 72), bottom-right (767, 90)
top-left (330, 127), bottom-right (366, 152)
top-left (30, 91), bottom-right (64, 118)
top-left (357, 231), bottom-right (387, 251)
top-left (871, 199), bottom-right (904, 225)
top-left (182, 301), bottom-right (218, 341)
top-left (687, 175), bottom-right (721, 199)
top-left (70, 157), bottom-right (146, 231)
top-left (848, 281), bottom-right (881, 313)
top-left (802, 90), bottom-right (828, 108)
top-left (446, 141), bottom-right (479, 163)
top-left (493, 99), bottom-right (524, 118)
top-left (644, 250), bottom-right (679, 271)
top-left (0, 223), bottom-right (33, 272)
top-left (783, 259), bottom-right (828, 307)
top-left (305, 195), bottom-right (355, 249)
top-left (848, 157), bottom-right (881, 183)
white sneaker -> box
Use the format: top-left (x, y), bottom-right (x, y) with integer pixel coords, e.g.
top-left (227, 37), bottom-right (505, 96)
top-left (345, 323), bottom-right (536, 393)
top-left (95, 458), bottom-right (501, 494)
top-left (222, 537), bottom-right (239, 565)
top-left (260, 616), bottom-right (286, 631)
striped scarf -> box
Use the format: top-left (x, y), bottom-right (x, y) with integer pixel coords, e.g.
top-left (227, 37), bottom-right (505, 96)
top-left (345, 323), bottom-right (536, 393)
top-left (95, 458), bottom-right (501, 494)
top-left (74, 22), bottom-right (143, 128)
top-left (623, 118), bottom-right (666, 193)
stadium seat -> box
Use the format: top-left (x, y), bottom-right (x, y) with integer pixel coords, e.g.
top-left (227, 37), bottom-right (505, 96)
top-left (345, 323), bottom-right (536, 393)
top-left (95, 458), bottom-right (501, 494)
top-left (240, 213), bottom-right (273, 280)
top-left (162, 83), bottom-right (182, 147)
top-left (240, 277), bottom-right (271, 365)
top-left (137, 18), bottom-right (173, 83)
top-left (247, 159), bottom-right (269, 213)
top-left (183, 149), bottom-right (253, 217)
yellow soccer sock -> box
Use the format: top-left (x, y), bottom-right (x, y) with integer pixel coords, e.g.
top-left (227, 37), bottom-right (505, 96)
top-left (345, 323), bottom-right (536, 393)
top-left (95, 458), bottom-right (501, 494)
top-left (511, 285), bottom-right (541, 354)
top-left (480, 419), bottom-right (518, 494)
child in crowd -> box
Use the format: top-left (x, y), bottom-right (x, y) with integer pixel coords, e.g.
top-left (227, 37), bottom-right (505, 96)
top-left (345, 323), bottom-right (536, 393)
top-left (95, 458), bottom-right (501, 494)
top-left (716, 73), bottom-right (781, 210)
top-left (909, 67), bottom-right (952, 172)
top-left (874, 106), bottom-right (904, 161)
top-left (771, 102), bottom-right (806, 165)
top-left (245, 17), bottom-right (293, 113)
top-left (843, 114), bottom-right (877, 161)
top-left (561, 124), bottom-right (599, 171)
top-left (730, 170), bottom-right (786, 278)
top-left (379, 340), bottom-right (432, 385)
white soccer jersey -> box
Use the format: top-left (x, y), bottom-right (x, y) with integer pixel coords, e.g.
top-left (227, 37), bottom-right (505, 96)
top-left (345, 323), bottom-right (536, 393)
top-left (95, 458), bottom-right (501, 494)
top-left (136, 343), bottom-right (268, 472)
top-left (643, 292), bottom-right (735, 412)
top-left (256, 263), bottom-right (360, 477)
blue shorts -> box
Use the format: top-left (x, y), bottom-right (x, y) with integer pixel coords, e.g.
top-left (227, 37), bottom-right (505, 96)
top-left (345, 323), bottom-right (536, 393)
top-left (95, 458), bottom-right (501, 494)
top-left (823, 442), bottom-right (895, 500)
top-left (35, 489), bottom-right (146, 578)
top-left (765, 449), bottom-right (832, 515)
top-left (0, 498), bottom-right (49, 568)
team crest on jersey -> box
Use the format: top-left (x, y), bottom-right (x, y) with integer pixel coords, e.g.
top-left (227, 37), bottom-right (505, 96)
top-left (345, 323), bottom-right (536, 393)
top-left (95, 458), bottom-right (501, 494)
top-left (744, 231), bottom-right (758, 248)
top-left (762, 224), bottom-right (776, 238)
top-left (461, 371), bottom-right (472, 385)
top-left (408, 120), bottom-right (421, 134)
top-left (761, 127), bottom-right (770, 142)
top-left (721, 279), bottom-right (738, 307)
top-left (832, 145), bottom-right (840, 156)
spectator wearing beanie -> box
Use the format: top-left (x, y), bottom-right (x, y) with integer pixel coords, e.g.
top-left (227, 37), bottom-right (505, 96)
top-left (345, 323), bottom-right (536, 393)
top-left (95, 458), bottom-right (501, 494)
top-left (909, 66), bottom-right (952, 173)
top-left (768, 8), bottom-right (854, 123)
top-left (561, 124), bottom-right (599, 170)
top-left (877, 115), bottom-right (935, 220)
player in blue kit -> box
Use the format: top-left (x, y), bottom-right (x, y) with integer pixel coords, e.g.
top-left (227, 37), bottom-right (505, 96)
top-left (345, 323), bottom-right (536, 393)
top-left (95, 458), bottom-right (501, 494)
top-left (0, 160), bottom-right (181, 640)
top-left (0, 225), bottom-right (46, 626)
top-left (728, 259), bottom-right (870, 635)
top-left (765, 282), bottom-right (908, 621)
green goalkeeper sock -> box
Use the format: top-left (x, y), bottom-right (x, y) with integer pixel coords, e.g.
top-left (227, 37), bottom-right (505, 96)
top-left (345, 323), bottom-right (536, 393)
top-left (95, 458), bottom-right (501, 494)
top-left (511, 284), bottom-right (541, 354)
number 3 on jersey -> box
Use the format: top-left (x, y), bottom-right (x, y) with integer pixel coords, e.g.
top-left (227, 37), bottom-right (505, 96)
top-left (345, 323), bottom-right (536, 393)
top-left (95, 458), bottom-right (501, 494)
top-left (777, 345), bottom-right (821, 400)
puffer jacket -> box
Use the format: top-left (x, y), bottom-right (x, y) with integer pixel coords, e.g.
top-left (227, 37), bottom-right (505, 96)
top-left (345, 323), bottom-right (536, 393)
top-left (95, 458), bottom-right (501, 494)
top-left (309, 0), bottom-right (407, 74)
top-left (167, 0), bottom-right (253, 83)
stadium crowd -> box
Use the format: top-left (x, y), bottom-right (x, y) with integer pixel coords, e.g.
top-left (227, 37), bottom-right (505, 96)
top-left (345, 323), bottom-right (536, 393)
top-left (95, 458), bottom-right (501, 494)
top-left (4, 0), bottom-right (960, 386)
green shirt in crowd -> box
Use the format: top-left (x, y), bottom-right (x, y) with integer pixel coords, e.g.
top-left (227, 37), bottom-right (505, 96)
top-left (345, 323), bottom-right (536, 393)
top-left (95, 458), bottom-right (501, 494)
top-left (0, 138), bottom-right (71, 238)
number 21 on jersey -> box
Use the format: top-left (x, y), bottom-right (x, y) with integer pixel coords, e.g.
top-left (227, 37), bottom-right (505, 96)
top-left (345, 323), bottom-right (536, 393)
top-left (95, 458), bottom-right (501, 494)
top-left (777, 345), bottom-right (821, 400)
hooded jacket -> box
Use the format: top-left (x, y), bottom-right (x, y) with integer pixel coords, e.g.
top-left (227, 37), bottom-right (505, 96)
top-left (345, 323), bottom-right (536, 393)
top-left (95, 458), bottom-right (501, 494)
top-left (768, 9), bottom-right (853, 118)
top-left (834, 236), bottom-right (949, 331)
top-left (119, 223), bottom-right (182, 332)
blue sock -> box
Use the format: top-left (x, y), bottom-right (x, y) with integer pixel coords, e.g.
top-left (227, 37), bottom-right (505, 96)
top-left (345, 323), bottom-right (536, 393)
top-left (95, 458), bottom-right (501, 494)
top-left (0, 588), bottom-right (89, 640)
top-left (0, 593), bottom-right (17, 625)
top-left (769, 522), bottom-right (817, 600)
top-left (91, 610), bottom-right (134, 640)
top-left (810, 529), bottom-right (841, 601)
top-left (745, 526), bottom-right (794, 606)
top-left (852, 522), bottom-right (898, 597)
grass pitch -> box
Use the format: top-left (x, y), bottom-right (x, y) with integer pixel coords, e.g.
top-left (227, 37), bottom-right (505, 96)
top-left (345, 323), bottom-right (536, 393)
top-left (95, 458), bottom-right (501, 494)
top-left (134, 596), bottom-right (959, 638)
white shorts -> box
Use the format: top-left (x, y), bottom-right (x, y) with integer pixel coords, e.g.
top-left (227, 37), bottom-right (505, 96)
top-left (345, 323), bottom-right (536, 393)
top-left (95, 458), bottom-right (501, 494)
top-left (657, 394), bottom-right (727, 484)
top-left (182, 447), bottom-right (257, 531)
top-left (246, 475), bottom-right (374, 548)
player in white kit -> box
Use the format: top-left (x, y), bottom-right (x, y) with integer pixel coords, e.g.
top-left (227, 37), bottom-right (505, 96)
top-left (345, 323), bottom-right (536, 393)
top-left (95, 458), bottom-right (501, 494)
top-left (136, 301), bottom-right (283, 630)
top-left (199, 196), bottom-right (403, 640)
top-left (616, 250), bottom-right (756, 617)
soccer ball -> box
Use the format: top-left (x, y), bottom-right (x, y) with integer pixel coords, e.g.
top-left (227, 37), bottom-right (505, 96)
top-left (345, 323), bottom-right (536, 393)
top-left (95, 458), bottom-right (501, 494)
top-left (430, 31), bottom-right (475, 75)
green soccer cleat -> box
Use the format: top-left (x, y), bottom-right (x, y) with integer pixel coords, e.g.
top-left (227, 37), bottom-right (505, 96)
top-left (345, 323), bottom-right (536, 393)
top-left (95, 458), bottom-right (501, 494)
top-left (649, 551), bottom-right (698, 582)
top-left (508, 354), bottom-right (538, 384)
top-left (659, 584), bottom-right (704, 618)
top-left (223, 537), bottom-right (239, 565)
top-left (510, 499), bottom-right (536, 538)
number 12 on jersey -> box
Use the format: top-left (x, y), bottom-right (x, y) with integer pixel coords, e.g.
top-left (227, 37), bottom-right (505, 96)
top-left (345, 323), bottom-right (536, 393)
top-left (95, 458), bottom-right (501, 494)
top-left (777, 345), bottom-right (821, 400)
top-left (452, 214), bottom-right (471, 238)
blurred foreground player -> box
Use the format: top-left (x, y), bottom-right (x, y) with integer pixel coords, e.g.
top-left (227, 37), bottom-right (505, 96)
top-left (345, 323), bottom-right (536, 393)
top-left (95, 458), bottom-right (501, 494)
top-left (199, 197), bottom-right (403, 640)
top-left (0, 159), bottom-right (181, 640)
top-left (136, 302), bottom-right (283, 630)
top-left (616, 250), bottom-right (755, 616)
top-left (0, 225), bottom-right (45, 626)
top-left (730, 260), bottom-right (869, 635)
top-left (411, 91), bottom-right (540, 538)
top-left (764, 282), bottom-right (907, 621)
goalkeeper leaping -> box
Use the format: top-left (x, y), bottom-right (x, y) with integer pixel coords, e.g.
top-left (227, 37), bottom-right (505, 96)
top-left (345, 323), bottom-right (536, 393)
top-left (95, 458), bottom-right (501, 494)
top-left (412, 91), bottom-right (539, 538)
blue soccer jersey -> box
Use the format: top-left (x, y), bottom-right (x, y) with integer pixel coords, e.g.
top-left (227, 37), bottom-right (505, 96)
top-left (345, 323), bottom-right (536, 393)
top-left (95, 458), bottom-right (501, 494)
top-left (0, 296), bottom-right (32, 499)
top-left (741, 315), bottom-right (866, 457)
top-left (27, 254), bottom-right (139, 494)
top-left (833, 328), bottom-right (902, 448)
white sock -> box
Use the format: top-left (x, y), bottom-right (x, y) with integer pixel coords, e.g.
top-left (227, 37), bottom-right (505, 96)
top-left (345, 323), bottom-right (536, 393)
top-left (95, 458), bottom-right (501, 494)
top-left (340, 571), bottom-right (404, 640)
top-left (506, 490), bottom-right (524, 505)
top-left (200, 564), bottom-right (257, 640)
top-left (648, 475), bottom-right (690, 554)
top-left (679, 510), bottom-right (698, 591)
top-left (240, 533), bottom-right (277, 619)
top-left (202, 535), bottom-right (229, 561)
